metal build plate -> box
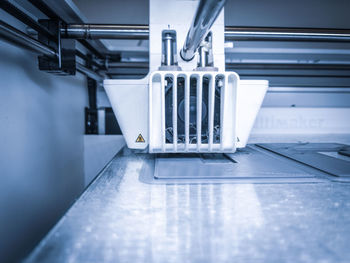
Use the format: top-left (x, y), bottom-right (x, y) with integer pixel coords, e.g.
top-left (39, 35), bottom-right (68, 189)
top-left (150, 146), bottom-right (321, 183)
top-left (257, 143), bottom-right (350, 179)
top-left (25, 146), bottom-right (350, 263)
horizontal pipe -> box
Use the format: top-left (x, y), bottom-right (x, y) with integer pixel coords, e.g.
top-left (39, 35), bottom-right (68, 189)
top-left (60, 24), bottom-right (350, 42)
top-left (76, 62), bottom-right (103, 81)
top-left (225, 26), bottom-right (350, 42)
top-left (106, 61), bottom-right (350, 69)
top-left (0, 0), bottom-right (57, 41)
top-left (62, 24), bottom-right (149, 40)
top-left (0, 20), bottom-right (103, 81)
top-left (0, 20), bottom-right (57, 57)
top-left (25, 0), bottom-right (104, 59)
top-left (226, 63), bottom-right (350, 70)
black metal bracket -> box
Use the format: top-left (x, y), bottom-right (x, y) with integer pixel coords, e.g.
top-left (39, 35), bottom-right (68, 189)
top-left (85, 54), bottom-right (98, 134)
top-left (38, 19), bottom-right (76, 75)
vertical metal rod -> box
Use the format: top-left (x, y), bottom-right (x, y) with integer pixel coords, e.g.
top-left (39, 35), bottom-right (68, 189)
top-left (165, 34), bottom-right (173, 66)
top-left (180, 0), bottom-right (226, 61)
top-left (198, 46), bottom-right (207, 67)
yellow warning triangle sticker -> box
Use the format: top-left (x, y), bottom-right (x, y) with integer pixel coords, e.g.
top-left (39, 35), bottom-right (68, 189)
top-left (135, 134), bottom-right (145, 143)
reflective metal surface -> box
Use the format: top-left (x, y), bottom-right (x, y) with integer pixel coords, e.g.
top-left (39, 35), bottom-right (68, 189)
top-left (58, 24), bottom-right (350, 42)
top-left (26, 145), bottom-right (350, 263)
top-left (0, 20), bottom-right (57, 57)
top-left (62, 24), bottom-right (149, 40)
top-left (151, 147), bottom-right (321, 183)
top-left (224, 26), bottom-right (350, 42)
top-left (76, 62), bottom-right (103, 81)
top-left (258, 143), bottom-right (350, 178)
top-left (180, 0), bottom-right (226, 61)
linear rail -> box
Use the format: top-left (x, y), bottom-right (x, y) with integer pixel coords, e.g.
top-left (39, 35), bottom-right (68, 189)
top-left (61, 24), bottom-right (350, 42)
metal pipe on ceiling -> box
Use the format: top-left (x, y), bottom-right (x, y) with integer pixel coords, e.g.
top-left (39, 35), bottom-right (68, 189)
top-left (61, 24), bottom-right (350, 42)
top-left (0, 20), bottom-right (57, 57)
top-left (180, 0), bottom-right (226, 61)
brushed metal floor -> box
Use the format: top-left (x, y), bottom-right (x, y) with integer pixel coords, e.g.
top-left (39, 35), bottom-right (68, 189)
top-left (25, 144), bottom-right (350, 263)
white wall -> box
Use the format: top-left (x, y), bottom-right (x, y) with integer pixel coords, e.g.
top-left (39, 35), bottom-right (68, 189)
top-left (0, 13), bottom-right (88, 263)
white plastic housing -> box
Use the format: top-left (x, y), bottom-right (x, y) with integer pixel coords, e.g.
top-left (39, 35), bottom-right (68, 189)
top-left (104, 78), bottom-right (149, 150)
top-left (103, 0), bottom-right (268, 153)
top-left (236, 80), bottom-right (269, 147)
top-left (103, 77), bottom-right (268, 152)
